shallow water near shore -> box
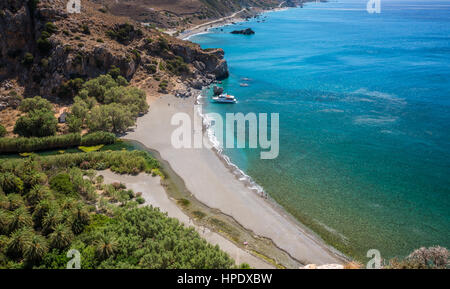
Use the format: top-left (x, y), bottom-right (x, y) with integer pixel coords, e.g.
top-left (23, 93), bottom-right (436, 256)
top-left (190, 0), bottom-right (450, 260)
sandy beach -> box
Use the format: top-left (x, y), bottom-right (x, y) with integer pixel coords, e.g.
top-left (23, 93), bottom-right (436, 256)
top-left (123, 93), bottom-right (346, 266)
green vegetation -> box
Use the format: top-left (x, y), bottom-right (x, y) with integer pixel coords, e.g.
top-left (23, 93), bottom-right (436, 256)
top-left (37, 22), bottom-right (57, 55)
top-left (0, 132), bottom-right (115, 154)
top-left (22, 53), bottom-right (34, 66)
top-left (70, 74), bottom-right (148, 134)
top-left (106, 23), bottom-right (143, 44)
top-left (13, 96), bottom-right (57, 138)
top-left (0, 125), bottom-right (6, 137)
top-left (166, 56), bottom-right (189, 75)
top-left (14, 109), bottom-right (57, 137)
top-left (0, 152), bottom-right (234, 268)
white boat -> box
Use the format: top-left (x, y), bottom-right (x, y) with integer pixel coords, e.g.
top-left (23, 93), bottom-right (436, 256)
top-left (212, 93), bottom-right (237, 103)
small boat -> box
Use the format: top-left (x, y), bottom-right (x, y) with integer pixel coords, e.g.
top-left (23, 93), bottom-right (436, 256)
top-left (212, 93), bottom-right (237, 103)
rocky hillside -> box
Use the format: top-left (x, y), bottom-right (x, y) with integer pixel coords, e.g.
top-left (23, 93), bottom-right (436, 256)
top-left (0, 0), bottom-right (228, 106)
top-left (91, 0), bottom-right (306, 29)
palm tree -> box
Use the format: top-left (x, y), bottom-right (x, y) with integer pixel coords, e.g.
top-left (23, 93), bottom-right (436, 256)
top-left (7, 227), bottom-right (32, 258)
top-left (26, 185), bottom-right (51, 208)
top-left (71, 203), bottom-right (90, 234)
top-left (9, 206), bottom-right (33, 232)
top-left (23, 233), bottom-right (48, 264)
top-left (95, 234), bottom-right (118, 260)
top-left (42, 206), bottom-right (62, 234)
top-left (49, 223), bottom-right (73, 250)
top-left (0, 209), bottom-right (12, 234)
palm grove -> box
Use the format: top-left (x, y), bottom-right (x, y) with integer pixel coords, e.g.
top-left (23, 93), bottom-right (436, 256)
top-left (0, 69), bottom-right (236, 268)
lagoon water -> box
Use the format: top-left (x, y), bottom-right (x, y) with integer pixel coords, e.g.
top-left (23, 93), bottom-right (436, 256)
top-left (190, 0), bottom-right (450, 260)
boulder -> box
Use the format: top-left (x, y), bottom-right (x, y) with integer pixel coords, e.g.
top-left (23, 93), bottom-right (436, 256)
top-left (213, 86), bottom-right (224, 96)
top-left (231, 28), bottom-right (255, 35)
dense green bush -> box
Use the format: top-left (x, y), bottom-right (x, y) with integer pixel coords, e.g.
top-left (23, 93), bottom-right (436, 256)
top-left (80, 132), bottom-right (116, 146)
top-left (18, 96), bottom-right (52, 113)
top-left (14, 109), bottom-right (58, 137)
top-left (49, 173), bottom-right (75, 196)
top-left (0, 132), bottom-right (115, 153)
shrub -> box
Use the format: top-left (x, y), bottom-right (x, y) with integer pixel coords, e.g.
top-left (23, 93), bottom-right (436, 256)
top-left (58, 78), bottom-right (84, 99)
top-left (66, 115), bottom-right (82, 133)
top-left (44, 22), bottom-right (58, 34)
top-left (135, 197), bottom-right (145, 204)
top-left (49, 173), bottom-right (75, 196)
top-left (106, 23), bottom-right (143, 44)
top-left (0, 124), bottom-right (6, 137)
top-left (80, 132), bottom-right (116, 146)
top-left (37, 37), bottom-right (52, 54)
top-left (0, 132), bottom-right (115, 153)
top-left (14, 109), bottom-right (58, 137)
top-left (144, 64), bottom-right (157, 74)
top-left (81, 24), bottom-right (90, 35)
top-left (22, 53), bottom-right (34, 66)
top-left (107, 65), bottom-right (120, 79)
top-left (158, 37), bottom-right (169, 51)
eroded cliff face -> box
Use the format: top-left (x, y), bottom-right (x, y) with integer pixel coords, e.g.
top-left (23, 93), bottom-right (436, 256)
top-left (0, 0), bottom-right (229, 103)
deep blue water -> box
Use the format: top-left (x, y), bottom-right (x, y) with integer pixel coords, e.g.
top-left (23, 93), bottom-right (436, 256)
top-left (191, 0), bottom-right (450, 260)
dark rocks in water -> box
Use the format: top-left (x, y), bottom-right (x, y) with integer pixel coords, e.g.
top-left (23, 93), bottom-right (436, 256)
top-left (213, 86), bottom-right (224, 96)
top-left (231, 28), bottom-right (255, 35)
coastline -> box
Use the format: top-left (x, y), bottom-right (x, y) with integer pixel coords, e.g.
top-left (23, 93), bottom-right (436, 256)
top-left (177, 6), bottom-right (289, 41)
top-left (123, 93), bottom-right (348, 267)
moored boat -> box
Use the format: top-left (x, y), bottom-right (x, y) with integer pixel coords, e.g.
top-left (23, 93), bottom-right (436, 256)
top-left (212, 93), bottom-right (237, 103)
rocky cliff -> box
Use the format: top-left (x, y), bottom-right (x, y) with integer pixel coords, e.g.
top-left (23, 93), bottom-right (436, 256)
top-left (90, 0), bottom-right (309, 29)
top-left (0, 0), bottom-right (228, 104)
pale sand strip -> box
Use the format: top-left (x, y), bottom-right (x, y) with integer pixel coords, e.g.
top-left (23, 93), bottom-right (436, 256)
top-left (100, 170), bottom-right (273, 269)
top-left (124, 94), bottom-right (345, 265)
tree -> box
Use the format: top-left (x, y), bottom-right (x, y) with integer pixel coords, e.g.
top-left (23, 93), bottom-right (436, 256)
top-left (95, 234), bottom-right (118, 260)
top-left (66, 115), bottom-right (82, 133)
top-left (9, 206), bottom-right (33, 233)
top-left (0, 209), bottom-right (12, 234)
top-left (42, 206), bottom-right (62, 234)
top-left (23, 233), bottom-right (48, 264)
top-left (18, 96), bottom-right (53, 113)
top-left (82, 74), bottom-right (117, 102)
top-left (87, 106), bottom-right (112, 132)
top-left (0, 173), bottom-right (24, 194)
top-left (105, 103), bottom-right (135, 133)
top-left (14, 109), bottom-right (58, 137)
top-left (70, 98), bottom-right (88, 121)
top-left (49, 223), bottom-right (73, 249)
top-left (7, 227), bottom-right (33, 258)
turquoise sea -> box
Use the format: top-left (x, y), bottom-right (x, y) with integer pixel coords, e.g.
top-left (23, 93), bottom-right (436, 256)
top-left (190, 0), bottom-right (450, 260)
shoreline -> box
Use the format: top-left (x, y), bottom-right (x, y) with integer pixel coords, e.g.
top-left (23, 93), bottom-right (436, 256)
top-left (177, 5), bottom-right (290, 41)
top-left (123, 93), bottom-right (348, 267)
